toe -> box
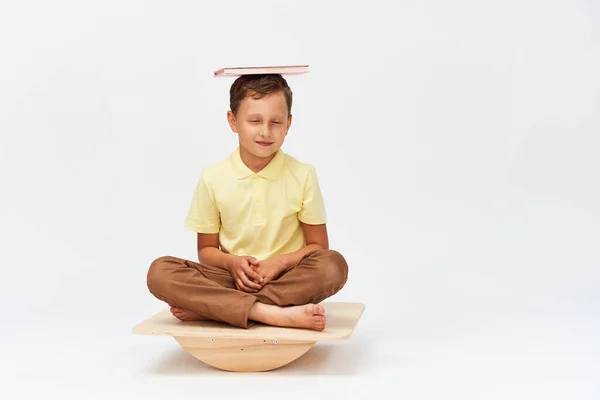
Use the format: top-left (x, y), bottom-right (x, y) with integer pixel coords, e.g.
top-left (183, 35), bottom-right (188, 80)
top-left (312, 314), bottom-right (326, 331)
top-left (306, 303), bottom-right (325, 316)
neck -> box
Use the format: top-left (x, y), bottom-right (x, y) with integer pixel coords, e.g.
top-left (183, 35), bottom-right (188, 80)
top-left (239, 147), bottom-right (276, 173)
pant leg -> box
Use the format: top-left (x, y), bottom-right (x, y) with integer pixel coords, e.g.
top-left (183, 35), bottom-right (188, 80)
top-left (254, 249), bottom-right (349, 306)
top-left (146, 255), bottom-right (257, 328)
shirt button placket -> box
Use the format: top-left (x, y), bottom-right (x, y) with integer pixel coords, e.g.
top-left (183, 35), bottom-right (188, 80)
top-left (252, 175), bottom-right (260, 227)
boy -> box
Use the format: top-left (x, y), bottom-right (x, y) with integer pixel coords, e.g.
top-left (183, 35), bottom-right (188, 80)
top-left (147, 74), bottom-right (348, 331)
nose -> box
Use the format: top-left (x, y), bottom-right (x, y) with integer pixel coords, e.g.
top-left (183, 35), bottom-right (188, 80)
top-left (259, 124), bottom-right (271, 138)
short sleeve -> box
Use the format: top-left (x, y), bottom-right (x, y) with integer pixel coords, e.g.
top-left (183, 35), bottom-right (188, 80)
top-left (184, 172), bottom-right (221, 233)
top-left (297, 165), bottom-right (327, 225)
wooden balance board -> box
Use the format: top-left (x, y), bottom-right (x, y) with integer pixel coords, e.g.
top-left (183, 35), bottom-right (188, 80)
top-left (132, 302), bottom-right (365, 372)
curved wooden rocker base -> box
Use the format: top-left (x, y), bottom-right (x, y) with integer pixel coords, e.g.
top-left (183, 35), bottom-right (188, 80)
top-left (174, 337), bottom-right (316, 372)
top-left (133, 302), bottom-right (365, 372)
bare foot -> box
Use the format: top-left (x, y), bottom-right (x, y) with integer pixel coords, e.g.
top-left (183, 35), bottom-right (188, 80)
top-left (249, 303), bottom-right (326, 331)
top-left (168, 304), bottom-right (206, 321)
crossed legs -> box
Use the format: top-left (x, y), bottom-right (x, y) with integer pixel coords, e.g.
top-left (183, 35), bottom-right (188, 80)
top-left (146, 249), bottom-right (348, 331)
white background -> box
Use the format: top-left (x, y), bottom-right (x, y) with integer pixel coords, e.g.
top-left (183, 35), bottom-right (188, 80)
top-left (1, 0), bottom-right (598, 398)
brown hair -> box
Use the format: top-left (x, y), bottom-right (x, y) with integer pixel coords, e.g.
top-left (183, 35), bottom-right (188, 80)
top-left (229, 74), bottom-right (293, 116)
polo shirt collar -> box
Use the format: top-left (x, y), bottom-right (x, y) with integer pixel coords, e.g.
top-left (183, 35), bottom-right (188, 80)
top-left (230, 147), bottom-right (285, 180)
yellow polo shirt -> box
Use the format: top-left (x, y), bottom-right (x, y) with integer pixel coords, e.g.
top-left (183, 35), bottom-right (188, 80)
top-left (184, 147), bottom-right (327, 261)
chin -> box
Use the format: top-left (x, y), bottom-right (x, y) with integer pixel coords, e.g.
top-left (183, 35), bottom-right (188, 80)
top-left (256, 148), bottom-right (278, 158)
top-left (255, 144), bottom-right (280, 156)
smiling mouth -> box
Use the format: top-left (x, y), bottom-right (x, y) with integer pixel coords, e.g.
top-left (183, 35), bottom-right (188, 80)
top-left (256, 141), bottom-right (273, 146)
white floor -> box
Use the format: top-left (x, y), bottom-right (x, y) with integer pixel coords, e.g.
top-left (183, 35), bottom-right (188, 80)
top-left (2, 300), bottom-right (598, 399)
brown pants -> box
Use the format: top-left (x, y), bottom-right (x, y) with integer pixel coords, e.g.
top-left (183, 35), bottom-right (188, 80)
top-left (146, 249), bottom-right (348, 328)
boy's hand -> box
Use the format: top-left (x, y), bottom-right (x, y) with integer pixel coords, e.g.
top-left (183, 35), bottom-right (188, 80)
top-left (253, 255), bottom-right (289, 286)
top-left (228, 255), bottom-right (263, 293)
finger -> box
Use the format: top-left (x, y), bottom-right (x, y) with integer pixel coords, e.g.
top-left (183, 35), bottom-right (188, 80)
top-left (242, 265), bottom-right (263, 284)
top-left (236, 267), bottom-right (260, 291)
top-left (236, 261), bottom-right (250, 277)
top-left (240, 271), bottom-right (262, 290)
top-left (236, 277), bottom-right (257, 293)
top-left (244, 263), bottom-right (261, 281)
top-left (249, 264), bottom-right (261, 275)
top-left (244, 256), bottom-right (260, 266)
top-left (238, 270), bottom-right (260, 290)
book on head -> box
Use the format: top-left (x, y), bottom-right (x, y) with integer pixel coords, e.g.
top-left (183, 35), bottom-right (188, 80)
top-left (213, 64), bottom-right (309, 77)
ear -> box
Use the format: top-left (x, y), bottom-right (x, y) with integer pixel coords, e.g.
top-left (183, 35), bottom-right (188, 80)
top-left (227, 110), bottom-right (238, 133)
top-left (285, 114), bottom-right (293, 134)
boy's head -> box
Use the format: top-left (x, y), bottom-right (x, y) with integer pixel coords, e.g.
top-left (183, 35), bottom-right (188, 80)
top-left (227, 74), bottom-right (293, 160)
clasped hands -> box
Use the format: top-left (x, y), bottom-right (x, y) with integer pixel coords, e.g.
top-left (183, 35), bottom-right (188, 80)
top-left (227, 254), bottom-right (288, 293)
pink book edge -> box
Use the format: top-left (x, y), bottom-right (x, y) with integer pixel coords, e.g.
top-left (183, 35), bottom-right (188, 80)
top-left (213, 65), bottom-right (310, 77)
